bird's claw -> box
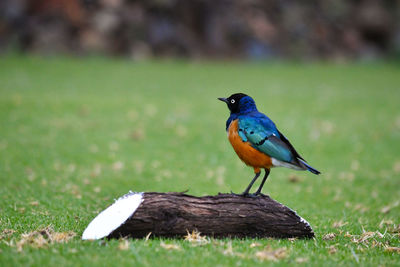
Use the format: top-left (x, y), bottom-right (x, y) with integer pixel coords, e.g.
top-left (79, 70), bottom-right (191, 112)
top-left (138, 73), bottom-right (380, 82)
top-left (254, 192), bottom-right (267, 197)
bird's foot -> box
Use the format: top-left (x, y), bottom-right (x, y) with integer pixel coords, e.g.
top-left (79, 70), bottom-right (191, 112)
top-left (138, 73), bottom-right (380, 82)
top-left (254, 191), bottom-right (268, 197)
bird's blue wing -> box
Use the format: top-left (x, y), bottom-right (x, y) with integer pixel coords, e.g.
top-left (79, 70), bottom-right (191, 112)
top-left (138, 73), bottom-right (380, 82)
top-left (238, 115), bottom-right (295, 163)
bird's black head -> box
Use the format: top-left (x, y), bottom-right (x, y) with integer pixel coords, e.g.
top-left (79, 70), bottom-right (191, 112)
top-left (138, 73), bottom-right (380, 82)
top-left (218, 93), bottom-right (256, 114)
top-left (218, 93), bottom-right (247, 113)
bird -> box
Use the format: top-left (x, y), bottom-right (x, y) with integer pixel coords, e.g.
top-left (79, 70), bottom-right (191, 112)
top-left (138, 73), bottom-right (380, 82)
top-left (218, 93), bottom-right (320, 196)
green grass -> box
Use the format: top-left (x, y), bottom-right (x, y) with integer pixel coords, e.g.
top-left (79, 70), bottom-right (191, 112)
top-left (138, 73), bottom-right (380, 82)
top-left (0, 55), bottom-right (399, 266)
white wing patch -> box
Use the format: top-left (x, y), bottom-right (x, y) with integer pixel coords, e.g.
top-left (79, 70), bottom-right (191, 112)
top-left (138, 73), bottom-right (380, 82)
top-left (271, 158), bottom-right (304, 170)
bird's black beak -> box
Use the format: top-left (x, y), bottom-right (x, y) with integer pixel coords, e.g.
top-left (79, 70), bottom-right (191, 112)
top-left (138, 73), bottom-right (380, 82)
top-left (218, 97), bottom-right (228, 103)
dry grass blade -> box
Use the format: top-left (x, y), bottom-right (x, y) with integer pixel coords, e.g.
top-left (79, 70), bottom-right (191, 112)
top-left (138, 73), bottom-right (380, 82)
top-left (249, 242), bottom-right (261, 248)
top-left (328, 245), bottom-right (337, 254)
top-left (255, 246), bottom-right (288, 262)
top-left (160, 242), bottom-right (181, 251)
top-left (0, 229), bottom-right (15, 240)
top-left (295, 257), bottom-right (308, 263)
top-left (351, 231), bottom-right (384, 244)
top-left (384, 246), bottom-right (400, 253)
top-left (145, 232), bottom-right (152, 241)
top-left (349, 247), bottom-right (359, 263)
top-left (184, 230), bottom-right (209, 245)
top-left (332, 220), bottom-right (348, 228)
top-left (222, 242), bottom-right (234, 256)
top-left (118, 239), bottom-right (129, 251)
top-left (380, 201), bottom-right (400, 214)
top-left (322, 233), bottom-right (336, 240)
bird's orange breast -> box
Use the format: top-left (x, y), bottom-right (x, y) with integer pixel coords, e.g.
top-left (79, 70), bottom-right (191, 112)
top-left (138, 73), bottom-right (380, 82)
top-left (228, 119), bottom-right (272, 173)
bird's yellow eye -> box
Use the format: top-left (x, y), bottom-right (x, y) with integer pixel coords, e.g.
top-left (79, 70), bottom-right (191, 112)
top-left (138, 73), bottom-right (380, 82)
top-left (231, 99), bottom-right (235, 104)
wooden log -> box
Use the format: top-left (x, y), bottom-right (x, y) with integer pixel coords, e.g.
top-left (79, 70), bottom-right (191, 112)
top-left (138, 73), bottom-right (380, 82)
top-left (82, 192), bottom-right (314, 240)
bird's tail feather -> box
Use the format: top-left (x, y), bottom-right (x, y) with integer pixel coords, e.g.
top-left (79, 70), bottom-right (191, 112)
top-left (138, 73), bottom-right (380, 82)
top-left (299, 159), bottom-right (321, 175)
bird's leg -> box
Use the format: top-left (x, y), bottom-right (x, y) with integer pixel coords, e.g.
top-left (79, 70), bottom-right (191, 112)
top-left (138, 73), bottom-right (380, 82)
top-left (231, 171), bottom-right (261, 196)
top-left (254, 168), bottom-right (270, 196)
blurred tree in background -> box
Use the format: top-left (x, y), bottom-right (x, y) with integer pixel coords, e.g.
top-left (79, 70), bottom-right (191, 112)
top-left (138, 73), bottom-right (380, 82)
top-left (0, 0), bottom-right (399, 60)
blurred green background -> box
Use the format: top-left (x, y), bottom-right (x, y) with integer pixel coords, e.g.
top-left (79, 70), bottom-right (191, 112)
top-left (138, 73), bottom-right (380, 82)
top-left (0, 56), bottom-right (399, 265)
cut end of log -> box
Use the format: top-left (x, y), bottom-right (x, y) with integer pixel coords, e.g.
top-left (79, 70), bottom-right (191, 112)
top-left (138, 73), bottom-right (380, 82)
top-left (82, 192), bottom-right (143, 240)
top-left (82, 191), bottom-right (314, 240)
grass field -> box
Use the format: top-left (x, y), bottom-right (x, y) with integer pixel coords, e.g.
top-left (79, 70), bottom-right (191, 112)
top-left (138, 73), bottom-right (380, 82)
top-left (0, 55), bottom-right (399, 266)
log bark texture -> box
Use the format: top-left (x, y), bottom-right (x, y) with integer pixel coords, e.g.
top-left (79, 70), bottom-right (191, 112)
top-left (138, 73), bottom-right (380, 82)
top-left (108, 192), bottom-right (314, 239)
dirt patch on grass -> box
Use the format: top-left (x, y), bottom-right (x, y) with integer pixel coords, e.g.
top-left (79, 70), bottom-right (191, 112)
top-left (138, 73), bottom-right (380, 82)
top-left (16, 226), bottom-right (76, 251)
